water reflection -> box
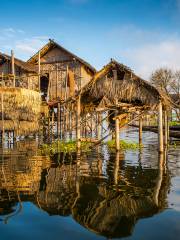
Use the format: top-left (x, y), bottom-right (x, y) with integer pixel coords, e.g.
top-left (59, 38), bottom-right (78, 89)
top-left (0, 136), bottom-right (172, 239)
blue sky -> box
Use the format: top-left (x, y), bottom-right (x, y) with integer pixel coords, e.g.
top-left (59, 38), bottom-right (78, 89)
top-left (0, 0), bottom-right (180, 78)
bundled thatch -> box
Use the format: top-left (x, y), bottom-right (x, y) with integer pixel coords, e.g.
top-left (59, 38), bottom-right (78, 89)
top-left (0, 121), bottom-right (39, 135)
top-left (0, 88), bottom-right (41, 134)
top-left (81, 60), bottom-right (170, 110)
top-left (0, 87), bottom-right (41, 122)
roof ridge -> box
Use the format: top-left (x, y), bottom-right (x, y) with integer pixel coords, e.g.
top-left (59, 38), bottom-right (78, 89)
top-left (27, 39), bottom-right (96, 73)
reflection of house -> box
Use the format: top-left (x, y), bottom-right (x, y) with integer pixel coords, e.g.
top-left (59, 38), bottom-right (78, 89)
top-left (0, 140), bottom-right (50, 194)
top-left (27, 39), bottom-right (96, 101)
top-left (0, 148), bottom-right (170, 238)
top-left (35, 152), bottom-right (169, 239)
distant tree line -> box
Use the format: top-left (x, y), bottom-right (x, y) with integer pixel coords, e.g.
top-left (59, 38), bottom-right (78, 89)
top-left (150, 68), bottom-right (180, 120)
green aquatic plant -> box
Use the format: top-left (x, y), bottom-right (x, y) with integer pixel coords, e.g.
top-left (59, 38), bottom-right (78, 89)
top-left (169, 121), bottom-right (180, 126)
top-left (107, 139), bottom-right (142, 151)
top-left (40, 140), bottom-right (91, 156)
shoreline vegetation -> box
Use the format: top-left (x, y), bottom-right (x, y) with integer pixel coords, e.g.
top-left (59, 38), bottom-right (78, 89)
top-left (40, 139), bottom-right (142, 156)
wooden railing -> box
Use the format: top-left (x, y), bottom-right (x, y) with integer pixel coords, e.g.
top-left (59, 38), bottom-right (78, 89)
top-left (0, 74), bottom-right (39, 91)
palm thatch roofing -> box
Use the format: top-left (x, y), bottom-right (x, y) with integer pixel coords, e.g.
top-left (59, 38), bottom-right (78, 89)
top-left (0, 52), bottom-right (38, 73)
top-left (81, 60), bottom-right (170, 109)
top-left (170, 93), bottom-right (180, 106)
top-left (27, 39), bottom-right (96, 74)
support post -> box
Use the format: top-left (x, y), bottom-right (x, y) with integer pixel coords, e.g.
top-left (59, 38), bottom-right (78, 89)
top-left (51, 110), bottom-right (54, 140)
top-left (11, 50), bottom-right (15, 87)
top-left (115, 115), bottom-right (120, 151)
top-left (57, 102), bottom-right (60, 139)
top-left (77, 95), bottom-right (81, 149)
top-left (65, 65), bottom-right (68, 100)
top-left (1, 93), bottom-right (5, 144)
top-left (164, 110), bottom-right (168, 146)
top-left (97, 112), bottom-right (102, 140)
top-left (139, 115), bottom-right (142, 145)
top-left (158, 101), bottom-right (164, 153)
top-left (38, 51), bottom-right (41, 91)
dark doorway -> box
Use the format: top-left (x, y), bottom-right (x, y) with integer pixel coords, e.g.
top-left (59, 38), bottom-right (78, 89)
top-left (40, 74), bottom-right (49, 101)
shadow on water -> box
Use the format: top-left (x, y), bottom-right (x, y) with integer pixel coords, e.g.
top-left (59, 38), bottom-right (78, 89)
top-left (0, 127), bottom-right (179, 239)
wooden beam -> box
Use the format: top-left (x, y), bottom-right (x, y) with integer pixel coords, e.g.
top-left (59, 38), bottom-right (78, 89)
top-left (11, 50), bottom-right (15, 87)
top-left (38, 51), bottom-right (41, 91)
top-left (158, 101), bottom-right (164, 153)
top-left (164, 110), bottom-right (168, 146)
top-left (77, 95), bottom-right (81, 149)
top-left (57, 103), bottom-right (60, 139)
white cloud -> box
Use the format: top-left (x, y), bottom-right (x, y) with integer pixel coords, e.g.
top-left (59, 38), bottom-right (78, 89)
top-left (104, 25), bottom-right (180, 80)
top-left (14, 36), bottom-right (49, 58)
top-left (0, 28), bottom-right (49, 59)
top-left (121, 39), bottom-right (180, 80)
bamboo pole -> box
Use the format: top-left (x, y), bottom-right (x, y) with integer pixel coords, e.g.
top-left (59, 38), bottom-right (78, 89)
top-left (164, 110), bottom-right (168, 146)
top-left (11, 50), bottom-right (15, 87)
top-left (91, 112), bottom-right (93, 138)
top-left (97, 112), bottom-right (102, 140)
top-left (38, 51), bottom-right (41, 91)
top-left (51, 110), bottom-right (54, 140)
top-left (158, 101), bottom-right (164, 153)
top-left (65, 65), bottom-right (68, 100)
top-left (77, 95), bottom-right (81, 149)
top-left (57, 102), bottom-right (60, 139)
top-left (1, 93), bottom-right (5, 143)
top-left (115, 116), bottom-right (120, 151)
top-left (56, 64), bottom-right (58, 99)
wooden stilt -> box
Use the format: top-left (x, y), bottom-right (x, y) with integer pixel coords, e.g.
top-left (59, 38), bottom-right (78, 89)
top-left (77, 95), bottom-right (81, 149)
top-left (115, 115), bottom-right (120, 151)
top-left (1, 93), bottom-right (5, 144)
top-left (48, 115), bottom-right (50, 141)
top-left (51, 110), bottom-right (54, 140)
top-left (164, 110), bottom-right (168, 146)
top-left (11, 50), bottom-right (15, 87)
top-left (57, 102), bottom-right (60, 139)
top-left (38, 51), bottom-right (41, 91)
top-left (139, 116), bottom-right (142, 145)
top-left (97, 113), bottom-right (102, 140)
top-left (91, 112), bottom-right (93, 138)
top-left (158, 101), bottom-right (164, 153)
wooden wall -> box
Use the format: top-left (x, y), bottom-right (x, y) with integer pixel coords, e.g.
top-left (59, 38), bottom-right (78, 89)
top-left (38, 46), bottom-right (94, 101)
top-left (0, 61), bottom-right (39, 90)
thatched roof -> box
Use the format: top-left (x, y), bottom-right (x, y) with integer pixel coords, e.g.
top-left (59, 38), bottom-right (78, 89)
top-left (0, 52), bottom-right (37, 73)
top-left (27, 39), bottom-right (96, 74)
top-left (81, 60), bottom-right (169, 109)
top-left (170, 93), bottom-right (180, 105)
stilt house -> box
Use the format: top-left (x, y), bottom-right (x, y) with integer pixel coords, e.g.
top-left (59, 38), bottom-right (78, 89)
top-left (0, 52), bottom-right (38, 89)
top-left (27, 39), bottom-right (96, 101)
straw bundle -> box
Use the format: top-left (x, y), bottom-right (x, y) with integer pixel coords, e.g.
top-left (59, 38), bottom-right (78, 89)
top-left (0, 87), bottom-right (41, 122)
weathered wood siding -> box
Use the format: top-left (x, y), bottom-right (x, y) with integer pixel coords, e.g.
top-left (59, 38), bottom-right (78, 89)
top-left (0, 61), bottom-right (39, 90)
top-left (39, 46), bottom-right (94, 100)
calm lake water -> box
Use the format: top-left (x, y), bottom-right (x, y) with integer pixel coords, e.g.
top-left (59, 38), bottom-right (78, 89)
top-left (0, 127), bottom-right (180, 240)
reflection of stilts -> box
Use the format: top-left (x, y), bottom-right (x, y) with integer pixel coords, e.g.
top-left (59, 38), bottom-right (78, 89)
top-left (1, 191), bottom-right (23, 224)
top-left (72, 149), bottom-right (81, 210)
top-left (114, 151), bottom-right (120, 185)
top-left (153, 153), bottom-right (165, 206)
